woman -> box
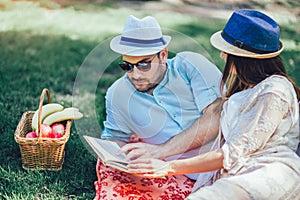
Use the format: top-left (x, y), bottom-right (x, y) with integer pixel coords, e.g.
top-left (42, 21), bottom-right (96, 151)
top-left (128, 9), bottom-right (300, 199)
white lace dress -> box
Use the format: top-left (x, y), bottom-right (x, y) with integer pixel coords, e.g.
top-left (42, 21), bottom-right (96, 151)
top-left (188, 75), bottom-right (300, 200)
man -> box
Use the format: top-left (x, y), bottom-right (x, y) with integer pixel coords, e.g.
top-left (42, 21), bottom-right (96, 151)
top-left (95, 15), bottom-right (223, 199)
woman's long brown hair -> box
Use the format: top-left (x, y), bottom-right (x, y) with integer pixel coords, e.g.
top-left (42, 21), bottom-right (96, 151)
top-left (220, 54), bottom-right (300, 101)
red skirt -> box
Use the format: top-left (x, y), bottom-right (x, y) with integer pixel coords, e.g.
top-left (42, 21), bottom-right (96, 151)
top-left (94, 158), bottom-right (195, 200)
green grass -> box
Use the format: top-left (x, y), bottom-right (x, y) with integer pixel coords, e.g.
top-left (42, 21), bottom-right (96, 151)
top-left (0, 1), bottom-right (299, 199)
top-left (0, 31), bottom-right (97, 199)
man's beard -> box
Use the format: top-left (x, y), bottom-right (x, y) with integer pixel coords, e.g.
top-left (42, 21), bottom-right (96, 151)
top-left (131, 78), bottom-right (158, 94)
top-left (137, 83), bottom-right (158, 94)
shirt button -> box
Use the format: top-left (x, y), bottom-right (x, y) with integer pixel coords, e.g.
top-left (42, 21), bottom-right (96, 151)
top-left (173, 114), bottom-right (176, 118)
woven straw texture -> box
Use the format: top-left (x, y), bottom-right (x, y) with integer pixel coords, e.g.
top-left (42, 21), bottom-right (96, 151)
top-left (14, 89), bottom-right (72, 171)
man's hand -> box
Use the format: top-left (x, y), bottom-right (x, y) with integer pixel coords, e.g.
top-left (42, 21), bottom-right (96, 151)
top-left (119, 142), bottom-right (162, 161)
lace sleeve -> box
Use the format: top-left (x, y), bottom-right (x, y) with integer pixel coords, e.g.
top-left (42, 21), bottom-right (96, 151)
top-left (222, 92), bottom-right (289, 172)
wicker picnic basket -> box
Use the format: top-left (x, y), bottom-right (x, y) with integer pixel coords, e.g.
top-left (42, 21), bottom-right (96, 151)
top-left (14, 88), bottom-right (72, 171)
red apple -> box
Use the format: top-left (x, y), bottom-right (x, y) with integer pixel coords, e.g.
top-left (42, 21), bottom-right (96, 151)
top-left (25, 131), bottom-right (38, 138)
top-left (53, 133), bottom-right (63, 138)
top-left (51, 123), bottom-right (65, 135)
top-left (40, 124), bottom-right (52, 138)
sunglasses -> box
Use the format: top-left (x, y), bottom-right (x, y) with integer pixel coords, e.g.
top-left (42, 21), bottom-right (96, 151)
top-left (119, 54), bottom-right (158, 72)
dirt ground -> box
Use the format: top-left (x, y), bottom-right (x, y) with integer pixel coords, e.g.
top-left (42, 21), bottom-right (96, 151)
top-left (4, 0), bottom-right (299, 23)
top-left (114, 0), bottom-right (300, 21)
top-left (9, 0), bottom-right (300, 19)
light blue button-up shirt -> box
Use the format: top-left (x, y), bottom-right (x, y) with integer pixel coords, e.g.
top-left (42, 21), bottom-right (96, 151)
top-left (101, 51), bottom-right (222, 145)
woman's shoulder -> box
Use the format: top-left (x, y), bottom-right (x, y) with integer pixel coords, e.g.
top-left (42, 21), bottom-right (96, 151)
top-left (253, 75), bottom-right (296, 101)
top-left (231, 75), bottom-right (296, 113)
top-left (258, 75), bottom-right (293, 93)
top-left (233, 75), bottom-right (294, 103)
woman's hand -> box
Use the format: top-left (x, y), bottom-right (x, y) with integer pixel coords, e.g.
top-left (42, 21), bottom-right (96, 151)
top-left (127, 158), bottom-right (175, 178)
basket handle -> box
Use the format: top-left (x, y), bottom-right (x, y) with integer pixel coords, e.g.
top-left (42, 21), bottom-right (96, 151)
top-left (37, 88), bottom-right (50, 141)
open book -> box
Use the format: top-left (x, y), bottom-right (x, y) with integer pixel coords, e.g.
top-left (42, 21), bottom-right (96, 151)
top-left (83, 135), bottom-right (129, 172)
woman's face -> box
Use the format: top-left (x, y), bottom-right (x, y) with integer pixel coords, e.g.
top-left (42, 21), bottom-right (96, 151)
top-left (220, 51), bottom-right (227, 61)
top-left (221, 52), bottom-right (236, 74)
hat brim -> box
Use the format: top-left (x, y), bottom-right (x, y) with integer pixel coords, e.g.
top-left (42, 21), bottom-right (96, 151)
top-left (110, 35), bottom-right (171, 56)
top-left (210, 31), bottom-right (284, 59)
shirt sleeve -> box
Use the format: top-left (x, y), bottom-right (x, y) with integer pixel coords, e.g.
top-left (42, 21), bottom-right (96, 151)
top-left (101, 127), bottom-right (131, 142)
top-left (222, 90), bottom-right (290, 172)
top-left (100, 80), bottom-right (132, 142)
top-left (176, 52), bottom-right (222, 112)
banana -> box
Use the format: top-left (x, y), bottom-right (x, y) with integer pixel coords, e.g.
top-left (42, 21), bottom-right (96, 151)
top-left (32, 103), bottom-right (64, 131)
top-left (63, 107), bottom-right (79, 112)
top-left (43, 108), bottom-right (83, 125)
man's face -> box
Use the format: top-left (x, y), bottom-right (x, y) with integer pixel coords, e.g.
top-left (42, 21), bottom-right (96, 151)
top-left (122, 51), bottom-right (167, 93)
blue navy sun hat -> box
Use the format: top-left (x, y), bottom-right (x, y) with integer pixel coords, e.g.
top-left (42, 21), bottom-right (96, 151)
top-left (210, 9), bottom-right (283, 59)
top-left (110, 15), bottom-right (171, 56)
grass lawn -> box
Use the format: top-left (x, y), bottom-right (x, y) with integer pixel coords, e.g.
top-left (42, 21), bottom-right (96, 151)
top-left (0, 0), bottom-right (299, 199)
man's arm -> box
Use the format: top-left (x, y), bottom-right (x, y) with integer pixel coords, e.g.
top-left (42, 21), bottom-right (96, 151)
top-left (158, 97), bottom-right (224, 158)
top-left (120, 97), bottom-right (224, 160)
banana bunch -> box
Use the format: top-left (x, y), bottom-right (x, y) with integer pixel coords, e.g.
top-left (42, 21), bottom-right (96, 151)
top-left (31, 103), bottom-right (83, 131)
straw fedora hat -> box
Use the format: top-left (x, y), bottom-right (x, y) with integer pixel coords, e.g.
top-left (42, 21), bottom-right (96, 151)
top-left (110, 15), bottom-right (171, 56)
top-left (210, 9), bottom-right (284, 59)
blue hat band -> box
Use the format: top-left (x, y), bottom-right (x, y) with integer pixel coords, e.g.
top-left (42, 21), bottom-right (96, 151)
top-left (221, 31), bottom-right (276, 54)
top-left (120, 36), bottom-right (167, 48)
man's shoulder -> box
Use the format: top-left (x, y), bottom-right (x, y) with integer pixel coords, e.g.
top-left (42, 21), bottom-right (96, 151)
top-left (174, 51), bottom-right (210, 62)
top-left (168, 51), bottom-right (221, 75)
top-left (106, 75), bottom-right (134, 95)
top-left (170, 51), bottom-right (215, 68)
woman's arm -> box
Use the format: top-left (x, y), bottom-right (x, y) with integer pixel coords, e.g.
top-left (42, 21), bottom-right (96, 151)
top-left (170, 148), bottom-right (224, 175)
top-left (120, 98), bottom-right (224, 161)
top-left (127, 148), bottom-right (224, 177)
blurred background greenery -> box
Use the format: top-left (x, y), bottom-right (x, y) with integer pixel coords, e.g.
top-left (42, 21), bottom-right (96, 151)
top-left (0, 0), bottom-right (299, 199)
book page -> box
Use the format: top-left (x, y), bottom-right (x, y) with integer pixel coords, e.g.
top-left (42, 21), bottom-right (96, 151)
top-left (94, 138), bottom-right (127, 162)
top-left (83, 135), bottom-right (128, 164)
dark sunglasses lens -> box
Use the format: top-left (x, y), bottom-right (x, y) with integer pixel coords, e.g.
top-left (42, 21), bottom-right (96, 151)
top-left (119, 63), bottom-right (133, 71)
top-left (119, 58), bottom-right (153, 72)
top-left (136, 62), bottom-right (151, 71)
